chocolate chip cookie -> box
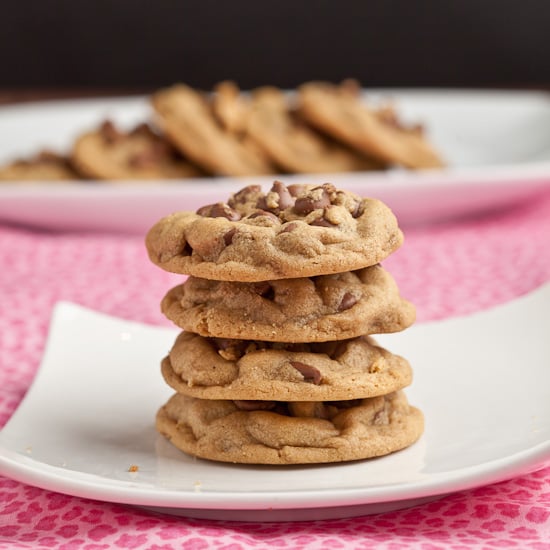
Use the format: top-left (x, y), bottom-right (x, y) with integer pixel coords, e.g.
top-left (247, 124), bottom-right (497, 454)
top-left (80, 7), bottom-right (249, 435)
top-left (243, 85), bottom-right (385, 174)
top-left (161, 265), bottom-right (415, 341)
top-left (161, 332), bottom-right (412, 401)
top-left (152, 84), bottom-right (274, 176)
top-left (0, 150), bottom-right (78, 181)
top-left (298, 81), bottom-right (444, 169)
top-left (145, 181), bottom-right (404, 281)
top-left (71, 120), bottom-right (201, 180)
top-left (156, 391), bottom-right (424, 464)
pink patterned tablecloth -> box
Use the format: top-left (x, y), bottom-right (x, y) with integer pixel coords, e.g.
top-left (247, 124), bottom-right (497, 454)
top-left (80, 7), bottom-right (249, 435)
top-left (1, 188), bottom-right (550, 550)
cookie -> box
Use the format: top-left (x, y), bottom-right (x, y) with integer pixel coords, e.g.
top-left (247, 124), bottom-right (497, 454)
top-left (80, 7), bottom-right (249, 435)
top-left (245, 86), bottom-right (385, 174)
top-left (151, 84), bottom-right (274, 176)
top-left (298, 81), bottom-right (444, 169)
top-left (161, 264), bottom-right (415, 342)
top-left (156, 391), bottom-right (423, 464)
top-left (145, 181), bottom-right (403, 281)
top-left (71, 120), bottom-right (201, 180)
top-left (0, 150), bottom-right (79, 181)
top-left (161, 332), bottom-right (412, 401)
top-left (211, 80), bottom-right (250, 135)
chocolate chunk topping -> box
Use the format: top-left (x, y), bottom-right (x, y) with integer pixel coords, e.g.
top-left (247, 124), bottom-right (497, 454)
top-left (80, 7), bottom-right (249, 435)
top-left (228, 185), bottom-right (262, 207)
top-left (246, 210), bottom-right (281, 223)
top-left (287, 183), bottom-right (309, 197)
top-left (294, 186), bottom-right (331, 214)
top-left (290, 361), bottom-right (322, 384)
top-left (196, 203), bottom-right (241, 221)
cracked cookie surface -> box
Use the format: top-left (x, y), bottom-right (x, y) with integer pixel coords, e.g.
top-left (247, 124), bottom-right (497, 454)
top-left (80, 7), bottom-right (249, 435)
top-left (161, 264), bottom-right (415, 342)
top-left (156, 391), bottom-right (423, 464)
top-left (146, 181), bottom-right (403, 281)
top-left (162, 332), bottom-right (413, 401)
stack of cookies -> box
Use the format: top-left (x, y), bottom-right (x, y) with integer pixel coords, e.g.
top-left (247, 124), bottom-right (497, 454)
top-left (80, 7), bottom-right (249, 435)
top-left (146, 181), bottom-right (424, 464)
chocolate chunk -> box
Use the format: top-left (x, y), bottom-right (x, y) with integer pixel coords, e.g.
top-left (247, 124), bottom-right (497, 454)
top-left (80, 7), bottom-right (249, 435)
top-left (246, 210), bottom-right (281, 223)
top-left (294, 186), bottom-right (331, 215)
top-left (100, 120), bottom-right (121, 143)
top-left (196, 203), bottom-right (241, 221)
top-left (252, 282), bottom-right (275, 300)
top-left (223, 228), bottom-right (237, 246)
top-left (290, 361), bottom-right (322, 384)
top-left (233, 400), bottom-right (276, 411)
top-left (287, 183), bottom-right (309, 197)
top-left (228, 185), bottom-right (262, 207)
top-left (310, 215), bottom-right (337, 227)
top-left (271, 181), bottom-right (295, 210)
top-left (280, 222), bottom-right (300, 233)
top-left (338, 292), bottom-right (358, 311)
top-left (256, 181), bottom-right (296, 214)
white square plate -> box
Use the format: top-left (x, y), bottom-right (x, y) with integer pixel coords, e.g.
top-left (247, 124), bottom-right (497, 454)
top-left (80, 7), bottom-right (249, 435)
top-left (1, 284), bottom-right (549, 521)
top-left (1, 90), bottom-right (550, 233)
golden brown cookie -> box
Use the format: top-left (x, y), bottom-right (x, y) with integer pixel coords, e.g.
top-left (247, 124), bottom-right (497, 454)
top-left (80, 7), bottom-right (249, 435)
top-left (71, 120), bottom-right (201, 180)
top-left (0, 150), bottom-right (79, 181)
top-left (145, 181), bottom-right (404, 281)
top-left (156, 391), bottom-right (424, 464)
top-left (151, 84), bottom-right (274, 176)
top-left (245, 86), bottom-right (384, 174)
top-left (162, 332), bottom-right (413, 401)
top-left (298, 81), bottom-right (443, 169)
top-left (161, 265), bottom-right (415, 342)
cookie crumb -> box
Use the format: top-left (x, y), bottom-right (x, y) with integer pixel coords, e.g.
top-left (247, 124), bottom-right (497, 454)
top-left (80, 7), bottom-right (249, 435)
top-left (128, 464), bottom-right (139, 472)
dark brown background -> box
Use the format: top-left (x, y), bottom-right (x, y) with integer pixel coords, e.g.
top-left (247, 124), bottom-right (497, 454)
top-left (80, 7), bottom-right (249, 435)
top-left (1, 0), bottom-right (549, 94)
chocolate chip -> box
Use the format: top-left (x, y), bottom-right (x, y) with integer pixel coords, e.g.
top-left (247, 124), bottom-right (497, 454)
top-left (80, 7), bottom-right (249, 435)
top-left (280, 222), bottom-right (300, 233)
top-left (328, 399), bottom-right (362, 409)
top-left (181, 241), bottom-right (193, 256)
top-left (252, 282), bottom-right (275, 300)
top-left (246, 210), bottom-right (281, 223)
top-left (233, 400), bottom-right (276, 411)
top-left (223, 228), bottom-right (237, 246)
top-left (290, 361), bottom-right (322, 384)
top-left (373, 409), bottom-right (389, 425)
top-left (196, 203), bottom-right (241, 221)
top-left (351, 200), bottom-right (364, 218)
top-left (271, 181), bottom-right (295, 210)
top-left (287, 183), bottom-right (309, 197)
top-left (100, 120), bottom-right (121, 143)
top-left (338, 292), bottom-right (358, 311)
top-left (310, 215), bottom-right (337, 227)
top-left (256, 181), bottom-right (295, 214)
top-left (228, 185), bottom-right (262, 207)
top-left (294, 186), bottom-right (331, 215)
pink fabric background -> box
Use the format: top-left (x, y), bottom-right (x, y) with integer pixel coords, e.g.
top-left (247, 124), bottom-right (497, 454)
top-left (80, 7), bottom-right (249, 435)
top-left (1, 188), bottom-right (550, 549)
